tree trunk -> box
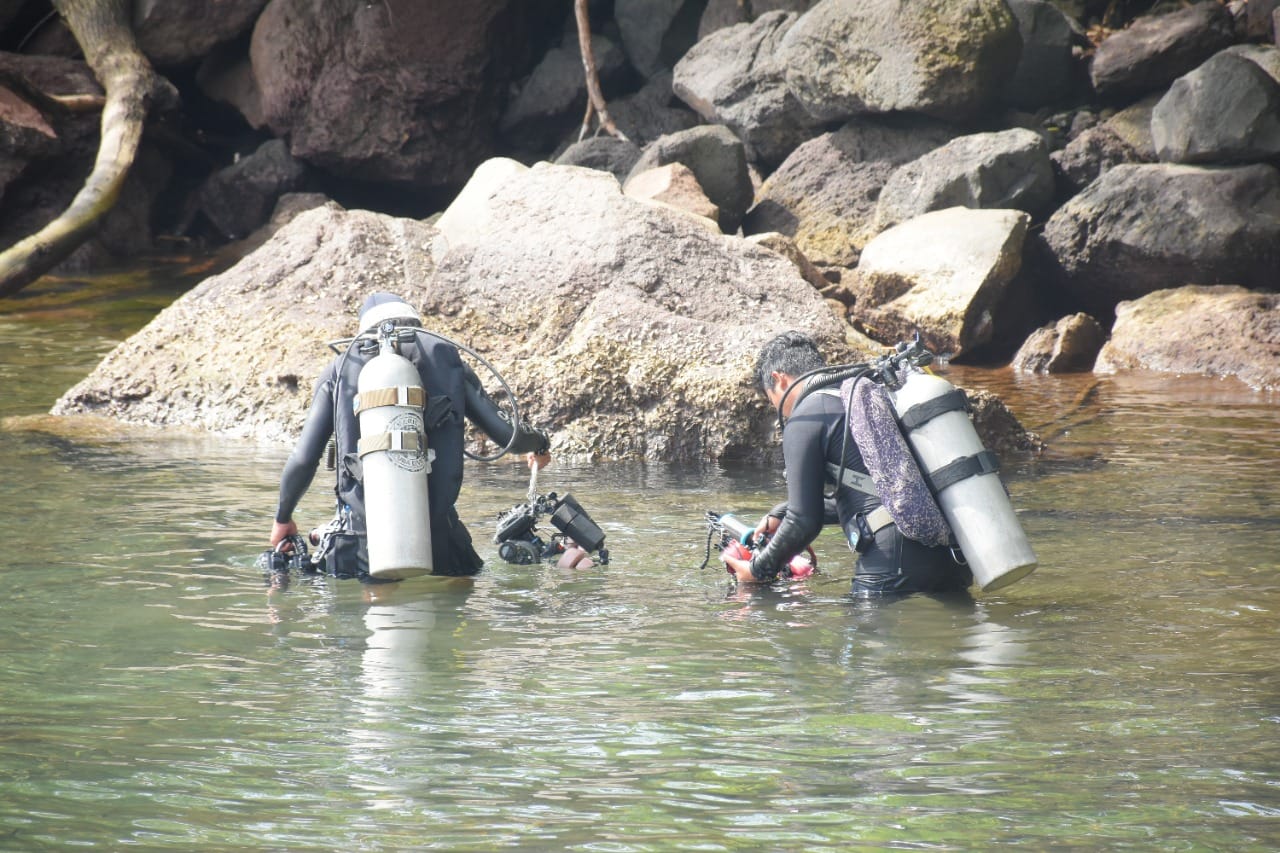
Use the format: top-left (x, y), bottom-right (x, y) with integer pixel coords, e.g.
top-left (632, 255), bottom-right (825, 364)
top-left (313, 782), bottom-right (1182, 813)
top-left (0, 0), bottom-right (169, 298)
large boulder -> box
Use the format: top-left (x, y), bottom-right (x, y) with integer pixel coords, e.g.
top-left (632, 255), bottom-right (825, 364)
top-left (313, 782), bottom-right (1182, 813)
top-left (626, 124), bottom-right (755, 233)
top-left (777, 0), bottom-right (1021, 123)
top-left (743, 115), bottom-right (954, 272)
top-left (1095, 286), bottom-right (1280, 390)
top-left (54, 163), bottom-right (859, 461)
top-left (1040, 163), bottom-right (1280, 316)
top-left (1089, 1), bottom-right (1236, 101)
top-left (672, 11), bottom-right (825, 168)
top-left (249, 0), bottom-right (559, 189)
top-left (1151, 48), bottom-right (1280, 164)
top-left (51, 202), bottom-right (425, 443)
top-left (849, 207), bottom-right (1031, 359)
top-left (874, 128), bottom-right (1055, 230)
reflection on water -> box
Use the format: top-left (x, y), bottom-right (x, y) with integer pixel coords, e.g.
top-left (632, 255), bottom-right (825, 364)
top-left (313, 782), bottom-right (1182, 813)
top-left (1, 296), bottom-right (1278, 850)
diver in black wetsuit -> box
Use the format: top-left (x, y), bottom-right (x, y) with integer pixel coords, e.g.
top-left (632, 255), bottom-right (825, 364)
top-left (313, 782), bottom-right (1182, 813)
top-left (269, 293), bottom-right (551, 580)
top-left (720, 331), bottom-right (971, 597)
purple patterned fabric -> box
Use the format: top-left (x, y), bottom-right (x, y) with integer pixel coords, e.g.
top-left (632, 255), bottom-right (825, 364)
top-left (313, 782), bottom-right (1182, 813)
top-left (841, 377), bottom-right (953, 547)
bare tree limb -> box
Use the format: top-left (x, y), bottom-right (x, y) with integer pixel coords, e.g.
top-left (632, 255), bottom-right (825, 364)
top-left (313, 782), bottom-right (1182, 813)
top-left (0, 0), bottom-right (172, 298)
top-left (574, 0), bottom-right (628, 143)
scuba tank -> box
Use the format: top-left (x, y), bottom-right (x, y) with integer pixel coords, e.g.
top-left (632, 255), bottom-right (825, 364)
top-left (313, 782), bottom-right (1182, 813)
top-left (356, 332), bottom-right (434, 580)
top-left (887, 363), bottom-right (1037, 591)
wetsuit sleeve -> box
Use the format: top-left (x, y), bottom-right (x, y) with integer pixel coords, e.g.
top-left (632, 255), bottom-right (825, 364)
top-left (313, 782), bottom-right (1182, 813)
top-left (750, 403), bottom-right (828, 580)
top-left (461, 362), bottom-right (550, 455)
top-left (274, 377), bottom-right (335, 523)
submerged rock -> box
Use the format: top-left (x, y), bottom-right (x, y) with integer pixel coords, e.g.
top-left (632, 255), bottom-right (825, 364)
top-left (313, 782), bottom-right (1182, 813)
top-left (1012, 313), bottom-right (1105, 374)
top-left (1095, 286), bottom-right (1280, 390)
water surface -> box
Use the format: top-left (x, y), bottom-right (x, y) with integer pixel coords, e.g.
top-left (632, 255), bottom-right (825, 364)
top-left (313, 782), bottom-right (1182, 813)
top-left (1, 283), bottom-right (1277, 851)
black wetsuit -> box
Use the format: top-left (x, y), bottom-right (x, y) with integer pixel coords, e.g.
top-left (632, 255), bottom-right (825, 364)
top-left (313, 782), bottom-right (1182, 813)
top-left (750, 388), bottom-right (972, 597)
top-left (275, 332), bottom-right (548, 579)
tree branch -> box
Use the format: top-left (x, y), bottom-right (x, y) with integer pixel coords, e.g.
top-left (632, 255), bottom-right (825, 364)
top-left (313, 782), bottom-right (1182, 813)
top-left (0, 0), bottom-right (171, 298)
top-left (574, 0), bottom-right (628, 143)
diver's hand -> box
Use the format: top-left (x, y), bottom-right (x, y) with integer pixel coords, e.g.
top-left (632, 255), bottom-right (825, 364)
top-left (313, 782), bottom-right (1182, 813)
top-left (270, 519), bottom-right (298, 548)
top-left (720, 541), bottom-right (757, 583)
top-left (527, 451), bottom-right (551, 471)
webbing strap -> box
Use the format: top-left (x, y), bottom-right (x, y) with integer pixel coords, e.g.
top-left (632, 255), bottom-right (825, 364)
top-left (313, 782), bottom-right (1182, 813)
top-left (898, 389), bottom-right (967, 431)
top-left (826, 462), bottom-right (879, 498)
top-left (354, 385), bottom-right (426, 415)
top-left (357, 430), bottom-right (425, 457)
top-left (927, 450), bottom-right (1000, 494)
top-left (864, 505), bottom-right (894, 534)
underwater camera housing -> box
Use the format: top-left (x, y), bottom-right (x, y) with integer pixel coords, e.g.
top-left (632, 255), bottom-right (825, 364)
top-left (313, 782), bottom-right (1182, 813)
top-left (494, 491), bottom-right (609, 565)
top-left (255, 534), bottom-right (314, 575)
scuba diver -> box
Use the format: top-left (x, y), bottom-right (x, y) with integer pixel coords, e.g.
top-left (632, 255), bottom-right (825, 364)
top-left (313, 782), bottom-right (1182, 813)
top-left (720, 331), bottom-right (976, 597)
top-left (268, 292), bottom-right (551, 582)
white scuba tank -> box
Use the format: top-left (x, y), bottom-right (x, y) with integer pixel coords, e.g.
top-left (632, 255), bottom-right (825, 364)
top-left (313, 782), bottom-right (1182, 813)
top-left (356, 339), bottom-right (433, 580)
top-left (889, 368), bottom-right (1037, 591)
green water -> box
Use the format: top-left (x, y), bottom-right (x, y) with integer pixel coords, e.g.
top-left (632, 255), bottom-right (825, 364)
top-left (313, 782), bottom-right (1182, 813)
top-left (1, 281), bottom-right (1277, 851)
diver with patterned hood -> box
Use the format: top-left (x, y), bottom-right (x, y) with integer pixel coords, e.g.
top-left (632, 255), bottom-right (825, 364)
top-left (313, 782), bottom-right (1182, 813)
top-left (269, 293), bottom-right (551, 582)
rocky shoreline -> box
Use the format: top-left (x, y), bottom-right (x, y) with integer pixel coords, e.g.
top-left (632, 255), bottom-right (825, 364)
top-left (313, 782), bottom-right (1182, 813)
top-left (3, 0), bottom-right (1278, 458)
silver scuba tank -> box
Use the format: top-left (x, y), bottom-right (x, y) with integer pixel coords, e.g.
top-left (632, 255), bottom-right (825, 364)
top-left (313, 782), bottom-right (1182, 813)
top-left (356, 336), bottom-right (434, 580)
top-left (889, 367), bottom-right (1037, 591)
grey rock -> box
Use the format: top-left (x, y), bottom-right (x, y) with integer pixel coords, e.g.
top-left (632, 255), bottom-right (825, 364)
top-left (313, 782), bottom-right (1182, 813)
top-left (501, 32), bottom-right (627, 140)
top-left (627, 124), bottom-right (755, 232)
top-left (672, 11), bottom-right (825, 168)
top-left (1041, 163), bottom-right (1280, 315)
top-left (196, 139), bottom-right (308, 240)
top-left (1152, 49), bottom-right (1280, 164)
top-left (875, 128), bottom-right (1055, 230)
top-left (615, 0), bottom-right (705, 77)
top-left (743, 115), bottom-right (954, 270)
top-left (851, 206), bottom-right (1031, 359)
top-left (249, 0), bottom-right (560, 189)
top-left (1050, 95), bottom-right (1158, 194)
top-left (134, 0), bottom-right (268, 67)
top-left (1089, 1), bottom-right (1236, 101)
top-left (555, 136), bottom-right (643, 184)
top-left (778, 0), bottom-right (1021, 122)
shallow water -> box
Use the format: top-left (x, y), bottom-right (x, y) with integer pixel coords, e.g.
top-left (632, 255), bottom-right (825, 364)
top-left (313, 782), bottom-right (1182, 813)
top-left (1, 282), bottom-right (1278, 851)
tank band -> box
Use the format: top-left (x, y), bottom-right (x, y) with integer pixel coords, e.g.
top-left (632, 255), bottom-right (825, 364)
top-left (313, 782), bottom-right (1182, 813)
top-left (899, 388), bottom-right (968, 431)
top-left (354, 385), bottom-right (426, 414)
top-left (928, 450), bottom-right (1000, 494)
top-left (357, 429), bottom-right (425, 457)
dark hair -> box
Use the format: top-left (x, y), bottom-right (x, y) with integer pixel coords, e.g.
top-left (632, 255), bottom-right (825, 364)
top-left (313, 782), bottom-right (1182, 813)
top-left (754, 331), bottom-right (826, 393)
